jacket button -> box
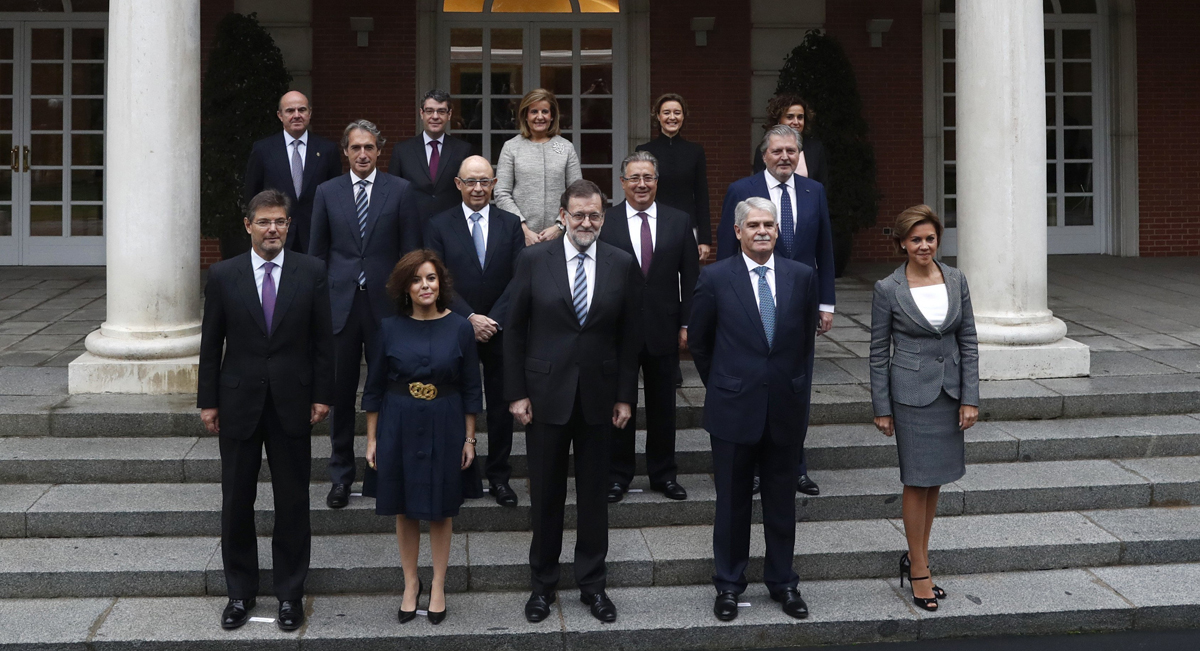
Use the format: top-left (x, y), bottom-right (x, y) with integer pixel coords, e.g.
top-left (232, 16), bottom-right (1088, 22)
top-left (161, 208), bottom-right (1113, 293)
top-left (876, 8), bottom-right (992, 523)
top-left (937, 356), bottom-right (944, 363)
top-left (936, 334), bottom-right (942, 340)
top-left (260, 379), bottom-right (266, 384)
top-left (416, 451), bottom-right (427, 459)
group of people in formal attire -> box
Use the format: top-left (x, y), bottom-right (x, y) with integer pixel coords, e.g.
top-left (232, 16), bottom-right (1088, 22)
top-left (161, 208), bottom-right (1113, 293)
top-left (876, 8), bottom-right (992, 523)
top-left (196, 85), bottom-right (980, 632)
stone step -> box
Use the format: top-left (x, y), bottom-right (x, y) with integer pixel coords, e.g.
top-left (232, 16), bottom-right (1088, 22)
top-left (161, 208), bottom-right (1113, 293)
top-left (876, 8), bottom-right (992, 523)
top-left (5, 456), bottom-right (1198, 538)
top-left (0, 506), bottom-right (1197, 598)
top-left (4, 563), bottom-right (1196, 651)
top-left (5, 372), bottom-right (1200, 437)
top-left (4, 413), bottom-right (1200, 484)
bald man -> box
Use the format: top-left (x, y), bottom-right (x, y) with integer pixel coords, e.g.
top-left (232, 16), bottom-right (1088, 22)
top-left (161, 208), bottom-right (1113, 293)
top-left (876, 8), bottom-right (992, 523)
top-left (244, 91), bottom-right (343, 253)
top-left (424, 155), bottom-right (527, 506)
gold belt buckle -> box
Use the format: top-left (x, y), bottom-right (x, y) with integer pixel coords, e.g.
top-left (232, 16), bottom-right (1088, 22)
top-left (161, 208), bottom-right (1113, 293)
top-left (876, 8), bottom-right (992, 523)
top-left (409, 381), bottom-right (437, 400)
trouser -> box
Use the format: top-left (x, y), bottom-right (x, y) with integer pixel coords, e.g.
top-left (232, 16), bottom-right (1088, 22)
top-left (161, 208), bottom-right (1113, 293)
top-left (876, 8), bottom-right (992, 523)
top-left (329, 288), bottom-right (378, 486)
top-left (478, 333), bottom-right (515, 487)
top-left (221, 392), bottom-right (312, 601)
top-left (610, 348), bottom-right (678, 488)
top-left (527, 389), bottom-right (610, 595)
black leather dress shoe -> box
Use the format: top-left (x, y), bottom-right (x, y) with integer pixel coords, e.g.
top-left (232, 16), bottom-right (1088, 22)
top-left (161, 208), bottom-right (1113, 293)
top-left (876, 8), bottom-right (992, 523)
top-left (326, 483), bottom-right (350, 509)
top-left (491, 483), bottom-right (519, 508)
top-left (771, 588), bottom-right (809, 619)
top-left (713, 591), bottom-right (739, 621)
top-left (606, 482), bottom-right (626, 503)
top-left (651, 480), bottom-right (688, 501)
top-left (277, 600), bottom-right (305, 631)
top-left (797, 474), bottom-right (820, 496)
top-left (580, 591), bottom-right (617, 622)
top-left (751, 474), bottom-right (761, 496)
top-left (221, 598), bottom-right (255, 629)
top-left (525, 592), bottom-right (556, 623)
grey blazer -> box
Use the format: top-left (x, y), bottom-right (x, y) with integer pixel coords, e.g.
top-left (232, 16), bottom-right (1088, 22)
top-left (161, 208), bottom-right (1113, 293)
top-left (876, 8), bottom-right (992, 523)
top-left (869, 261), bottom-right (980, 417)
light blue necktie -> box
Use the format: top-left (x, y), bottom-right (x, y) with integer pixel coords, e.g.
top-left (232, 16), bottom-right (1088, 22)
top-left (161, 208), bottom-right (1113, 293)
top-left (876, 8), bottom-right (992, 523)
top-left (470, 212), bottom-right (486, 267)
top-left (755, 266), bottom-right (775, 347)
top-left (778, 183), bottom-right (794, 260)
top-left (572, 252), bottom-right (588, 325)
top-left (355, 179), bottom-right (370, 287)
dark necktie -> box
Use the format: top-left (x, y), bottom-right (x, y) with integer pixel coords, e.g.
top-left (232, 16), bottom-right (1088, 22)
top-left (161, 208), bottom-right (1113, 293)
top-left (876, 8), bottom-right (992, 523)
top-left (755, 265), bottom-right (775, 346)
top-left (637, 211), bottom-right (652, 276)
top-left (355, 179), bottom-right (369, 287)
top-left (778, 183), bottom-right (794, 259)
top-left (429, 139), bottom-right (441, 180)
top-left (262, 261), bottom-right (277, 335)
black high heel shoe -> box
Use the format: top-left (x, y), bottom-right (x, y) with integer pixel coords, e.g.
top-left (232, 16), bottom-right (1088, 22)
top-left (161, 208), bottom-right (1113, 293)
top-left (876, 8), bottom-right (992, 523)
top-left (906, 575), bottom-right (940, 612)
top-left (900, 552), bottom-right (946, 599)
top-left (398, 578), bottom-right (423, 624)
top-left (427, 585), bottom-right (447, 625)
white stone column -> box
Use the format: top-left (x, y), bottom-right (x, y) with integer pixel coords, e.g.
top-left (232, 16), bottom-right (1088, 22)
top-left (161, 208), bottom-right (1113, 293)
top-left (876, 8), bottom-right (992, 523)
top-left (69, 0), bottom-right (203, 394)
top-left (955, 0), bottom-right (1089, 380)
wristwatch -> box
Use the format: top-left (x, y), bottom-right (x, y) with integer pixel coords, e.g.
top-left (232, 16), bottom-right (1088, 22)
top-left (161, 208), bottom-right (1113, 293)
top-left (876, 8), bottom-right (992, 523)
top-left (555, 221), bottom-right (566, 232)
top-left (466, 438), bottom-right (477, 446)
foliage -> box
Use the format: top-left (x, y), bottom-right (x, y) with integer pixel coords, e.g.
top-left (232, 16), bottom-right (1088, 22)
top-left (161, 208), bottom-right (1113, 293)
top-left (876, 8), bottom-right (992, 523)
top-left (776, 30), bottom-right (880, 238)
top-left (200, 13), bottom-right (291, 256)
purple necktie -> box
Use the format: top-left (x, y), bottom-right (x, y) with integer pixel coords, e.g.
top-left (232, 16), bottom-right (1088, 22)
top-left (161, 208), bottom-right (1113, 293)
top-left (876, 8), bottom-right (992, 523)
top-left (262, 261), bottom-right (277, 334)
top-left (429, 140), bottom-right (441, 180)
top-left (638, 211), bottom-right (653, 277)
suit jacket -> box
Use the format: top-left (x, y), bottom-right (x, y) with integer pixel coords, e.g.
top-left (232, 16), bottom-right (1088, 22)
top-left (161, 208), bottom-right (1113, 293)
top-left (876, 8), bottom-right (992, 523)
top-left (243, 132), bottom-right (343, 253)
top-left (752, 134), bottom-right (830, 191)
top-left (424, 203), bottom-right (525, 326)
top-left (308, 171), bottom-right (422, 333)
top-left (688, 254), bottom-right (819, 446)
top-left (598, 201), bottom-right (699, 356)
top-left (869, 261), bottom-right (980, 416)
top-left (389, 134), bottom-right (473, 232)
top-left (715, 172), bottom-right (836, 307)
top-left (197, 251), bottom-right (335, 440)
top-left (503, 239), bottom-right (642, 426)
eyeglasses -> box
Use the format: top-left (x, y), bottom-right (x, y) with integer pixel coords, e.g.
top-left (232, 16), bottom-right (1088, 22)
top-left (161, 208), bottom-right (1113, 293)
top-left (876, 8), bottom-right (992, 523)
top-left (457, 178), bottom-right (496, 187)
top-left (566, 212), bottom-right (604, 223)
top-left (251, 219), bottom-right (290, 228)
top-left (421, 108), bottom-right (450, 116)
top-left (621, 175), bottom-right (658, 183)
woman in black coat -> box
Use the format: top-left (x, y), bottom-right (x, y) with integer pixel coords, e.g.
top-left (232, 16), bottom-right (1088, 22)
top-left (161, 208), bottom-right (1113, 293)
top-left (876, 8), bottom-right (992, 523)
top-left (636, 93), bottom-right (711, 261)
top-left (752, 93), bottom-right (830, 190)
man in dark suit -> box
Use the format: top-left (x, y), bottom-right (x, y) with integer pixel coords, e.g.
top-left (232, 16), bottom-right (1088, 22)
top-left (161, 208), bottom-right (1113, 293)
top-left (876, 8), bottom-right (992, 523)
top-left (689, 196), bottom-right (818, 622)
top-left (243, 91), bottom-right (343, 253)
top-left (425, 155), bottom-right (525, 507)
top-left (309, 119), bottom-right (422, 509)
top-left (199, 189), bottom-right (335, 632)
top-left (599, 151), bottom-right (698, 503)
top-left (389, 89), bottom-right (474, 233)
top-left (715, 124), bottom-right (835, 496)
top-left (505, 179), bottom-right (641, 624)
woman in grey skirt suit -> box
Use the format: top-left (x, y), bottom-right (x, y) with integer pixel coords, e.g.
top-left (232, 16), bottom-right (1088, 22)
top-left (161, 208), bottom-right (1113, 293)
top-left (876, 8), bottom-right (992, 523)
top-left (869, 205), bottom-right (979, 612)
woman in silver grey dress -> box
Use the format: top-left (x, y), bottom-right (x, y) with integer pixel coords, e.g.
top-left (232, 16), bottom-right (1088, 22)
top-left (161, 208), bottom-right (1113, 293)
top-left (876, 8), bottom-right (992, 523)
top-left (869, 205), bottom-right (979, 613)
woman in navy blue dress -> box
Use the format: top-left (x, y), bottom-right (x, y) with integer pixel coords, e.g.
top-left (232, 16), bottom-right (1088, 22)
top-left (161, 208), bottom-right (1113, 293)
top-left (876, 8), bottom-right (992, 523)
top-left (363, 249), bottom-right (483, 626)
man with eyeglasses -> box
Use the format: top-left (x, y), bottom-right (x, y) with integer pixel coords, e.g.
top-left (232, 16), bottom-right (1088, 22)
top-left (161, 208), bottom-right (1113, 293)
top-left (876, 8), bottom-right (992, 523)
top-left (599, 151), bottom-right (699, 504)
top-left (389, 89), bottom-right (474, 234)
top-left (424, 155), bottom-right (526, 507)
top-left (199, 189), bottom-right (335, 632)
top-left (504, 179), bottom-right (642, 624)
top-left (243, 91), bottom-right (342, 253)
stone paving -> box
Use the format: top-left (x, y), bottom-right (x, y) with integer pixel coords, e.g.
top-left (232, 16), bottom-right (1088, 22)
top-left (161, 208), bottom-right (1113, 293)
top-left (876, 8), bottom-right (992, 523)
top-left (2, 256), bottom-right (1200, 395)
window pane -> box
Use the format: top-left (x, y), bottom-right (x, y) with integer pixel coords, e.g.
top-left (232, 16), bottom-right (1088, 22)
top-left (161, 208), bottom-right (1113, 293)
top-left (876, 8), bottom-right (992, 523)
top-left (451, 98), bottom-right (483, 130)
top-left (943, 62), bottom-right (955, 93)
top-left (0, 98), bottom-right (10, 130)
top-left (1062, 30), bottom-right (1090, 59)
top-left (1043, 0), bottom-right (1054, 12)
top-left (944, 164), bottom-right (956, 195)
top-left (581, 29), bottom-right (612, 95)
top-left (0, 170), bottom-right (10, 201)
top-left (72, 98), bottom-right (102, 130)
top-left (943, 96), bottom-right (955, 128)
top-left (72, 169), bottom-right (103, 201)
top-left (943, 29), bottom-right (954, 59)
top-left (1063, 95), bottom-right (1091, 126)
top-left (940, 0), bottom-right (954, 12)
top-left (451, 28), bottom-right (483, 52)
top-left (32, 29), bottom-right (64, 60)
top-left (72, 63), bottom-right (105, 95)
top-left (31, 134), bottom-right (63, 165)
top-left (943, 130), bottom-right (955, 161)
top-left (541, 64), bottom-right (572, 95)
top-left (578, 0), bottom-right (620, 12)
top-left (580, 98), bottom-right (611, 129)
top-left (581, 133), bottom-right (611, 165)
top-left (72, 0), bottom-right (110, 10)
top-left (72, 134), bottom-right (104, 165)
top-left (0, 64), bottom-right (10, 93)
top-left (1063, 128), bottom-right (1092, 159)
top-left (581, 64), bottom-right (612, 95)
top-left (451, 62), bottom-right (483, 95)
top-left (1059, 0), bottom-right (1097, 13)
top-left (1047, 163), bottom-right (1057, 193)
top-left (31, 170), bottom-right (63, 201)
top-left (492, 0), bottom-right (572, 11)
top-left (1062, 62), bottom-right (1090, 92)
top-left (444, 0), bottom-right (485, 10)
top-left (491, 98), bottom-right (519, 130)
top-left (71, 205), bottom-right (103, 236)
top-left (1047, 129), bottom-right (1057, 159)
top-left (1047, 196), bottom-right (1057, 227)
top-left (31, 98), bottom-right (64, 130)
top-left (0, 205), bottom-right (10, 236)
top-left (558, 97), bottom-right (573, 130)
top-left (491, 29), bottom-right (523, 95)
top-left (30, 205), bottom-right (62, 236)
top-left (72, 29), bottom-right (106, 60)
top-left (1045, 62), bottom-right (1054, 92)
top-left (582, 167), bottom-right (614, 206)
top-left (31, 63), bottom-right (63, 95)
top-left (0, 29), bottom-right (12, 59)
top-left (540, 28), bottom-right (572, 95)
top-left (1065, 196), bottom-right (1093, 225)
top-left (1044, 30), bottom-right (1054, 59)
top-left (1064, 162), bottom-right (1092, 193)
top-left (1046, 96), bottom-right (1056, 126)
top-left (944, 197), bottom-right (956, 228)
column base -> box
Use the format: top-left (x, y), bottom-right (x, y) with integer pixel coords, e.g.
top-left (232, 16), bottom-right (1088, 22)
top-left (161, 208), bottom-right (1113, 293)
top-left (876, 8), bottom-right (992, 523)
top-left (68, 352), bottom-right (199, 395)
top-left (978, 338), bottom-right (1091, 381)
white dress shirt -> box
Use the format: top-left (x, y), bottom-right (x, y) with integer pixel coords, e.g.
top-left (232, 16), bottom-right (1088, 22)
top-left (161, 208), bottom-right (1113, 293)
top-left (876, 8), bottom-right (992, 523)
top-left (762, 170), bottom-right (835, 314)
top-left (625, 201), bottom-right (657, 268)
top-left (250, 248), bottom-right (285, 303)
top-left (742, 252), bottom-right (775, 309)
top-left (350, 167), bottom-right (378, 204)
top-left (285, 131), bottom-right (308, 171)
top-left (565, 236), bottom-right (598, 312)
top-left (423, 131), bottom-right (444, 166)
top-left (462, 202), bottom-right (490, 242)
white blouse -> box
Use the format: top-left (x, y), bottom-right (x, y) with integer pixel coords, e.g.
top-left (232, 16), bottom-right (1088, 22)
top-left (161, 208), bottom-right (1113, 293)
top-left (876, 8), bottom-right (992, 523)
top-left (910, 284), bottom-right (948, 329)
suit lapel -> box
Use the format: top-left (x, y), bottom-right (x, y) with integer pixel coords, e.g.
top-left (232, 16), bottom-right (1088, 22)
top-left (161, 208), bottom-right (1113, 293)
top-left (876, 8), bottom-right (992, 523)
top-left (270, 136), bottom-right (299, 202)
top-left (893, 264), bottom-right (940, 334)
top-left (299, 136), bottom-right (323, 198)
top-left (481, 208), bottom-right (503, 274)
top-left (773, 261), bottom-right (794, 349)
top-left (609, 202), bottom-right (637, 267)
top-left (584, 245), bottom-right (618, 330)
top-left (269, 257), bottom-right (300, 335)
top-left (451, 208), bottom-right (484, 273)
top-left (336, 175), bottom-right (364, 253)
top-left (546, 244), bottom-right (579, 330)
top-left (235, 256), bottom-right (269, 336)
top-left (729, 259), bottom-right (770, 350)
top-left (939, 262), bottom-right (961, 332)
top-left (413, 138), bottom-right (434, 185)
top-left (361, 173), bottom-right (391, 249)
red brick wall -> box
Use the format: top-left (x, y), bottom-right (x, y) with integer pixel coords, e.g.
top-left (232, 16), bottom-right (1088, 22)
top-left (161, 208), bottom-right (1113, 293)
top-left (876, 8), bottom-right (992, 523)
top-left (1137, 0), bottom-right (1200, 256)
top-left (311, 0), bottom-right (418, 174)
top-left (824, 0), bottom-right (924, 262)
top-left (647, 0), bottom-right (752, 254)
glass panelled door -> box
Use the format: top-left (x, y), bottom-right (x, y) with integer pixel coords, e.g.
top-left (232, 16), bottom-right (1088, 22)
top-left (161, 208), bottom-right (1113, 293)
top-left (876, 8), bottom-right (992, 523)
top-left (0, 21), bottom-right (105, 266)
top-left (443, 18), bottom-right (625, 204)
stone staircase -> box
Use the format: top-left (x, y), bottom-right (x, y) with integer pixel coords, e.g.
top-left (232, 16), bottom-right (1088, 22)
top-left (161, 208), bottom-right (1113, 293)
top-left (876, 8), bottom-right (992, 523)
top-left (3, 393), bottom-right (1200, 648)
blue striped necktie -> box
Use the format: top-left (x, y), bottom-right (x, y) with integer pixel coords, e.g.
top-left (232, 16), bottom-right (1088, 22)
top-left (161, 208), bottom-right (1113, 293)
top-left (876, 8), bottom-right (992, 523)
top-left (755, 265), bottom-right (776, 346)
top-left (355, 179), bottom-right (370, 287)
top-left (572, 252), bottom-right (588, 325)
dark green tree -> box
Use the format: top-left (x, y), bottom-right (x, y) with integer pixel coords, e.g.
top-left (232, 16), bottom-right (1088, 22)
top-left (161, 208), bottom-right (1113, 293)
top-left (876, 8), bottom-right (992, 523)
top-left (776, 30), bottom-right (880, 273)
top-left (201, 12), bottom-right (291, 258)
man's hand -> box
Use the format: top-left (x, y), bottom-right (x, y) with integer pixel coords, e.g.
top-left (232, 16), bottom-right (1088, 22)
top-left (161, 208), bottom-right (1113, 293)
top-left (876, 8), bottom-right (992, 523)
top-left (818, 311), bottom-right (834, 335)
top-left (469, 314), bottom-right (499, 342)
top-left (201, 408), bottom-right (220, 434)
top-left (510, 398), bottom-right (533, 425)
top-left (697, 244), bottom-right (711, 262)
top-left (874, 415), bottom-right (894, 437)
top-left (612, 402), bottom-right (632, 429)
top-left (311, 403), bottom-right (330, 424)
top-left (959, 405), bottom-right (979, 430)
top-left (521, 223), bottom-right (541, 246)
top-left (678, 327), bottom-right (688, 352)
top-left (539, 224), bottom-right (564, 241)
